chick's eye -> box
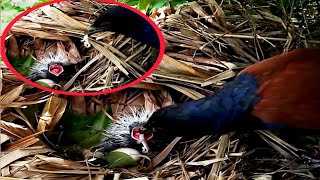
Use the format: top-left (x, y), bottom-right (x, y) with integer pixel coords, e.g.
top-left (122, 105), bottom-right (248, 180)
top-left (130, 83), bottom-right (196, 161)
top-left (140, 127), bottom-right (146, 131)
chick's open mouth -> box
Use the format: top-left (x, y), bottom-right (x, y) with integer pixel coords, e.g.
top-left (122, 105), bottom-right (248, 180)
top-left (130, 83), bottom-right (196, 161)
top-left (49, 64), bottom-right (64, 76)
top-left (131, 127), bottom-right (154, 153)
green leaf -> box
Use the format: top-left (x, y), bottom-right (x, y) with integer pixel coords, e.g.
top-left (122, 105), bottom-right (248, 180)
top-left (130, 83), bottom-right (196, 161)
top-left (137, 0), bottom-right (150, 13)
top-left (1, 2), bottom-right (14, 9)
top-left (1, 9), bottom-right (20, 22)
top-left (78, 111), bottom-right (111, 148)
top-left (105, 151), bottom-right (139, 168)
top-left (33, 0), bottom-right (50, 6)
top-left (118, 0), bottom-right (139, 6)
top-left (0, 21), bottom-right (9, 34)
top-left (11, 0), bottom-right (41, 9)
top-left (1, 0), bottom-right (50, 35)
top-left (126, 0), bottom-right (191, 14)
top-left (7, 53), bottom-right (35, 76)
top-left (36, 82), bottom-right (50, 88)
top-left (148, 0), bottom-right (167, 9)
top-left (57, 106), bottom-right (112, 149)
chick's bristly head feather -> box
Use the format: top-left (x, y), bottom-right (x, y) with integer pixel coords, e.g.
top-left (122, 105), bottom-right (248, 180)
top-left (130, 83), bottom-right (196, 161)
top-left (27, 52), bottom-right (73, 82)
top-left (94, 107), bottom-right (155, 154)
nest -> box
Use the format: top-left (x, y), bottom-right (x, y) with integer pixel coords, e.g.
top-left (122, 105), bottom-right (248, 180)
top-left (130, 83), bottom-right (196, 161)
top-left (4, 0), bottom-right (159, 92)
top-left (1, 0), bottom-right (320, 179)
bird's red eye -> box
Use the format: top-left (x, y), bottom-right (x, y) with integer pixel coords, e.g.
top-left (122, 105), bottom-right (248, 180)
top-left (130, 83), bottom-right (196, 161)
top-left (49, 64), bottom-right (64, 76)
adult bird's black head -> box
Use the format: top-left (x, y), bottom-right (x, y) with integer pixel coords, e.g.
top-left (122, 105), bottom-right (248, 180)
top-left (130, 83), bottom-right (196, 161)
top-left (87, 6), bottom-right (160, 48)
top-left (139, 103), bottom-right (218, 139)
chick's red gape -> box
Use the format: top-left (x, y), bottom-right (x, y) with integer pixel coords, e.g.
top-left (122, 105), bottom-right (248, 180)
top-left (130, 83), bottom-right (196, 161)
top-left (49, 64), bottom-right (64, 76)
top-left (131, 127), bottom-right (154, 142)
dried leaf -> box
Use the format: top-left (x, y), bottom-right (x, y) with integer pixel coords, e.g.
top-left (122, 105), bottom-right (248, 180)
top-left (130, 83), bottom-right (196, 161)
top-left (148, 137), bottom-right (182, 169)
top-left (0, 146), bottom-right (52, 169)
top-left (0, 84), bottom-right (25, 113)
top-left (36, 96), bottom-right (67, 133)
top-left (70, 96), bottom-right (86, 114)
top-left (0, 120), bottom-right (33, 139)
top-left (40, 6), bottom-right (88, 30)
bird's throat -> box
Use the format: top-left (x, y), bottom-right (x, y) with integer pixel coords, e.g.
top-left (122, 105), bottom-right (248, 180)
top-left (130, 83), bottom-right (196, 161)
top-left (49, 64), bottom-right (64, 76)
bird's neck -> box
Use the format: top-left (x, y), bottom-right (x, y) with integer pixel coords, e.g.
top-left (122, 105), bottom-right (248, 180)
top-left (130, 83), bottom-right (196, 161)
top-left (150, 74), bottom-right (262, 136)
top-left (191, 74), bottom-right (262, 131)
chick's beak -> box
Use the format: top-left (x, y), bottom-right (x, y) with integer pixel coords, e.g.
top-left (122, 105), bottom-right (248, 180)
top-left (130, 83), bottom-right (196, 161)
top-left (49, 64), bottom-right (64, 77)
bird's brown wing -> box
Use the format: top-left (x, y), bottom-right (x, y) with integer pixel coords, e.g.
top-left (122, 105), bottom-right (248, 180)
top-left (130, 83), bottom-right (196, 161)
top-left (240, 48), bottom-right (320, 129)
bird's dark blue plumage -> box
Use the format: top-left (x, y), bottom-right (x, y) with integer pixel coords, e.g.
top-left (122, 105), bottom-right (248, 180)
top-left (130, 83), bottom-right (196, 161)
top-left (88, 6), bottom-right (160, 48)
top-left (143, 74), bottom-right (265, 137)
top-left (140, 48), bottom-right (320, 139)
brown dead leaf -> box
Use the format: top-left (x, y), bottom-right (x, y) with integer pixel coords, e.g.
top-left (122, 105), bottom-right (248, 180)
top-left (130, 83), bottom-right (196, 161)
top-left (36, 155), bottom-right (85, 169)
top-left (148, 137), bottom-right (182, 170)
top-left (201, 70), bottom-right (237, 87)
top-left (36, 96), bottom-right (67, 133)
top-left (10, 27), bottom-right (71, 41)
top-left (6, 34), bottom-right (20, 57)
top-left (130, 82), bottom-right (164, 91)
top-left (143, 91), bottom-right (159, 112)
top-left (206, 0), bottom-right (227, 27)
top-left (70, 96), bottom-right (86, 114)
top-left (0, 146), bottom-right (52, 169)
top-left (67, 41), bottom-right (83, 64)
top-left (0, 134), bottom-right (12, 144)
top-left (110, 91), bottom-right (128, 119)
top-left (0, 84), bottom-right (25, 113)
top-left (0, 120), bottom-right (34, 139)
top-left (208, 134), bottom-right (230, 180)
top-left (0, 66), bottom-right (2, 96)
top-left (40, 6), bottom-right (88, 30)
top-left (163, 54), bottom-right (211, 79)
top-left (158, 90), bottom-right (175, 108)
top-left (33, 38), bottom-right (46, 60)
top-left (3, 132), bottom-right (43, 152)
top-left (53, 2), bottom-right (77, 14)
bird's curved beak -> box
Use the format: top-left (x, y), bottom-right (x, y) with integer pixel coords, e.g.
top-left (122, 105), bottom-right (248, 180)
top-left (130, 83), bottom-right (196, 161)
top-left (87, 25), bottom-right (102, 36)
top-left (49, 64), bottom-right (64, 77)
